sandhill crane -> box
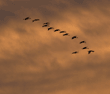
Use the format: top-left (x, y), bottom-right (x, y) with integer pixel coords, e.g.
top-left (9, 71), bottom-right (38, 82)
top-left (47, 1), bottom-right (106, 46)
top-left (43, 22), bottom-right (49, 25)
top-left (60, 31), bottom-right (66, 33)
top-left (23, 17), bottom-right (31, 20)
top-left (82, 47), bottom-right (89, 49)
top-left (42, 24), bottom-right (49, 27)
top-left (88, 50), bottom-right (94, 54)
top-left (54, 29), bottom-right (60, 32)
top-left (72, 36), bottom-right (78, 39)
top-left (32, 19), bottom-right (40, 22)
top-left (80, 41), bottom-right (86, 44)
top-left (48, 27), bottom-right (54, 30)
top-left (72, 51), bottom-right (78, 54)
top-left (63, 33), bottom-right (70, 36)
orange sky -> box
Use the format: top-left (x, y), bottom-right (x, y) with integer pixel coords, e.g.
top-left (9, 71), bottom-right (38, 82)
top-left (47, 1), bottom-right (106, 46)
top-left (0, 0), bottom-right (110, 94)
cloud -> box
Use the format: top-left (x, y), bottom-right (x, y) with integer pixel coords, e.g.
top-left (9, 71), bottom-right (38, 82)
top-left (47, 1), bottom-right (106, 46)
top-left (0, 0), bottom-right (110, 94)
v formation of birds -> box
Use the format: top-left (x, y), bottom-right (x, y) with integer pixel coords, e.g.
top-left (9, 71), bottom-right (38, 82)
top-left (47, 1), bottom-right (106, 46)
top-left (23, 17), bottom-right (95, 54)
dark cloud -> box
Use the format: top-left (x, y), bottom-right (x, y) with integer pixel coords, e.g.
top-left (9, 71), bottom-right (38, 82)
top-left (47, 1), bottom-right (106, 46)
top-left (0, 9), bottom-right (15, 25)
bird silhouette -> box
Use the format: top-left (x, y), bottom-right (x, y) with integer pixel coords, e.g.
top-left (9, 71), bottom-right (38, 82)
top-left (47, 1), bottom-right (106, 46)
top-left (48, 27), bottom-right (54, 30)
top-left (42, 22), bottom-right (50, 27)
top-left (72, 36), bottom-right (78, 39)
top-left (23, 17), bottom-right (31, 20)
top-left (82, 47), bottom-right (89, 49)
top-left (88, 50), bottom-right (94, 54)
top-left (54, 29), bottom-right (60, 32)
top-left (32, 19), bottom-right (40, 22)
top-left (80, 41), bottom-right (86, 44)
top-left (60, 31), bottom-right (66, 33)
top-left (72, 51), bottom-right (78, 54)
top-left (42, 24), bottom-right (49, 27)
top-left (63, 33), bottom-right (70, 36)
top-left (43, 22), bottom-right (50, 25)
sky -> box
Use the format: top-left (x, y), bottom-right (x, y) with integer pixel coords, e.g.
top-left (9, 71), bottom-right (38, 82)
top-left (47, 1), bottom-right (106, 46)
top-left (0, 0), bottom-right (110, 94)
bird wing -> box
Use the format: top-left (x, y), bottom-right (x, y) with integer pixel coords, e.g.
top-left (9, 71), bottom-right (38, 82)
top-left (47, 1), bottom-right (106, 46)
top-left (72, 52), bottom-right (75, 54)
top-left (88, 51), bottom-right (91, 54)
top-left (72, 51), bottom-right (77, 54)
top-left (25, 17), bottom-right (30, 20)
top-left (60, 31), bottom-right (64, 33)
top-left (44, 22), bottom-right (49, 24)
top-left (83, 41), bottom-right (86, 43)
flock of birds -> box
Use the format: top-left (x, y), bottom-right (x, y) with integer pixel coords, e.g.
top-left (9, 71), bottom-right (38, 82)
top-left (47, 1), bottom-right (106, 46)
top-left (23, 17), bottom-right (95, 54)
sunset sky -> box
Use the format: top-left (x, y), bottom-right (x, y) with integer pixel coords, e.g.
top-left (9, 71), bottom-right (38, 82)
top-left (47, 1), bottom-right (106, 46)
top-left (0, 0), bottom-right (110, 94)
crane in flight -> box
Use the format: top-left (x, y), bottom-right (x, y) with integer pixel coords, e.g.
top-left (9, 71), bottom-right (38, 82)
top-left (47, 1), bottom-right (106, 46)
top-left (23, 17), bottom-right (31, 20)
top-left (59, 31), bottom-right (66, 33)
top-left (48, 27), bottom-right (54, 30)
top-left (82, 47), bottom-right (89, 49)
top-left (72, 36), bottom-right (78, 39)
top-left (63, 33), bottom-right (70, 36)
top-left (80, 41), bottom-right (86, 44)
top-left (42, 24), bottom-right (49, 27)
top-left (32, 19), bottom-right (40, 22)
top-left (72, 51), bottom-right (78, 54)
top-left (43, 22), bottom-right (49, 25)
top-left (54, 29), bottom-right (60, 32)
top-left (42, 22), bottom-right (50, 27)
top-left (88, 50), bottom-right (94, 54)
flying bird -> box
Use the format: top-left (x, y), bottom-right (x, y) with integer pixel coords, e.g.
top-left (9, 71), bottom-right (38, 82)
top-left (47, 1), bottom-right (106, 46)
top-left (82, 47), bottom-right (89, 49)
top-left (42, 24), bottom-right (48, 27)
top-left (43, 22), bottom-right (49, 25)
top-left (60, 31), bottom-right (66, 33)
top-left (23, 17), bottom-right (31, 20)
top-left (42, 22), bottom-right (50, 27)
top-left (32, 19), bottom-right (40, 22)
top-left (72, 51), bottom-right (78, 54)
top-left (72, 36), bottom-right (78, 39)
top-left (88, 50), bottom-right (94, 54)
top-left (54, 29), bottom-right (60, 32)
top-left (80, 41), bottom-right (86, 44)
top-left (63, 33), bottom-right (70, 36)
top-left (48, 27), bottom-right (54, 30)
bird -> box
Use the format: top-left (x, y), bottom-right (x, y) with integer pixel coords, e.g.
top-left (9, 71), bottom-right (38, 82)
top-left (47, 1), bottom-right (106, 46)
top-left (43, 22), bottom-right (50, 26)
top-left (59, 31), bottom-right (66, 33)
top-left (88, 50), bottom-right (94, 54)
top-left (54, 29), bottom-right (60, 32)
top-left (80, 41), bottom-right (86, 44)
top-left (63, 33), bottom-right (70, 36)
top-left (72, 36), bottom-right (78, 39)
top-left (23, 17), bottom-right (31, 20)
top-left (48, 27), bottom-right (54, 30)
top-left (42, 22), bottom-right (50, 27)
top-left (72, 51), bottom-right (78, 54)
top-left (82, 47), bottom-right (89, 49)
top-left (42, 24), bottom-right (49, 27)
top-left (43, 22), bottom-right (49, 25)
top-left (32, 19), bottom-right (40, 22)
